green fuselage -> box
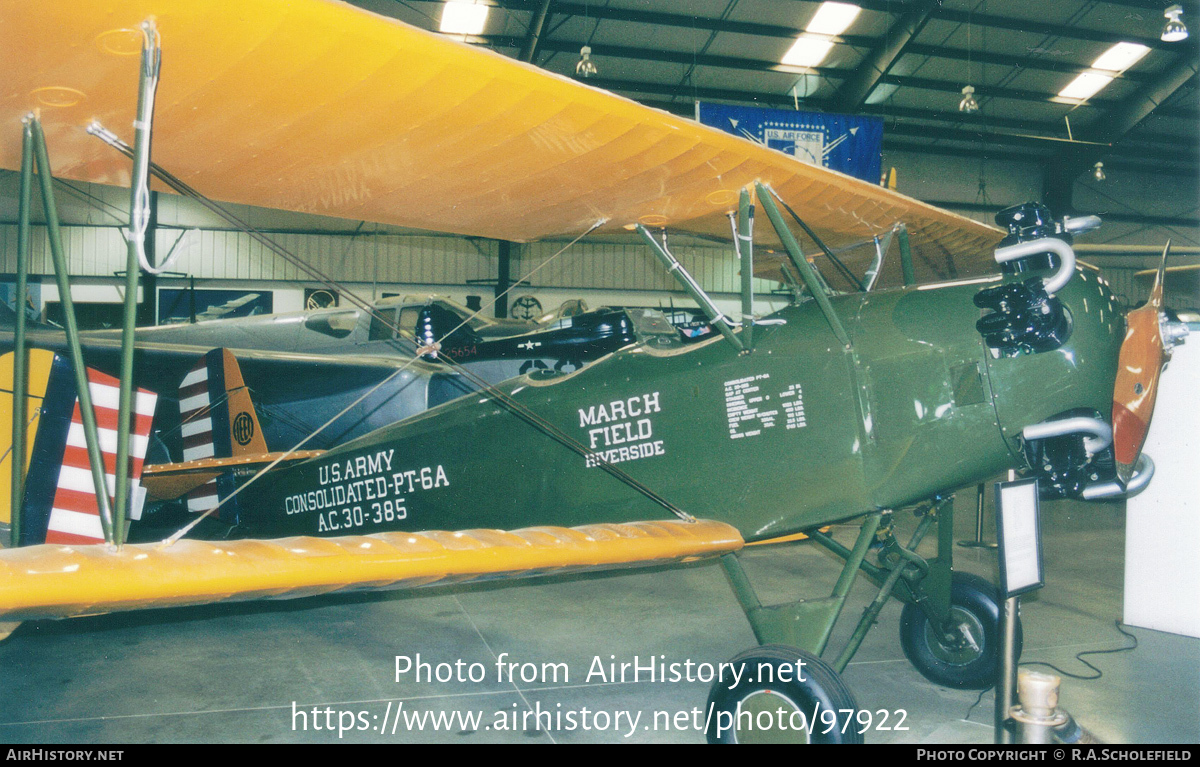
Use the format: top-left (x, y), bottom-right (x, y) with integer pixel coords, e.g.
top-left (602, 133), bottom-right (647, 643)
top-left (240, 269), bottom-right (1123, 541)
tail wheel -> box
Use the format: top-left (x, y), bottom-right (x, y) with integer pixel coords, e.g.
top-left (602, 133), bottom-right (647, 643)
top-left (705, 644), bottom-right (863, 744)
top-left (899, 572), bottom-right (1021, 689)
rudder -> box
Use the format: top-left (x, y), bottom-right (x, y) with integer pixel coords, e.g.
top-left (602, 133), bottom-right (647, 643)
top-left (178, 349), bottom-right (267, 515)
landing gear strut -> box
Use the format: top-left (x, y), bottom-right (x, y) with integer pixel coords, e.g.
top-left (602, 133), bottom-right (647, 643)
top-left (713, 497), bottom-right (1013, 742)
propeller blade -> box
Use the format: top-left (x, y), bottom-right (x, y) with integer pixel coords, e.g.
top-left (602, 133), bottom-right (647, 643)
top-left (1151, 240), bottom-right (1169, 305)
top-left (1111, 241), bottom-right (1170, 484)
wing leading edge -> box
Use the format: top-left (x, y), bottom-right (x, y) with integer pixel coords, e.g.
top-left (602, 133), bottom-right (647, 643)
top-left (0, 519), bottom-right (743, 621)
top-left (0, 0), bottom-right (1001, 281)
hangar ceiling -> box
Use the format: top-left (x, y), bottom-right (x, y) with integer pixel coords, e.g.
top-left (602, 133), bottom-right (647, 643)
top-left (352, 0), bottom-right (1199, 204)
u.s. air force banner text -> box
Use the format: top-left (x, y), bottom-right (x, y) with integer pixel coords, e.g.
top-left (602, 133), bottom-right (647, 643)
top-left (696, 102), bottom-right (883, 183)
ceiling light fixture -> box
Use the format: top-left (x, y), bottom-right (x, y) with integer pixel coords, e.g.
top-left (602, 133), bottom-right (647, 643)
top-left (1056, 41), bottom-right (1150, 102)
top-left (1058, 71), bottom-right (1114, 101)
top-left (1093, 161), bottom-right (1106, 182)
top-left (805, 2), bottom-right (862, 36)
top-left (959, 13), bottom-right (982, 116)
top-left (1163, 5), bottom-right (1188, 42)
top-left (576, 45), bottom-right (598, 78)
top-left (779, 3), bottom-right (860, 69)
top-left (781, 36), bottom-right (835, 68)
top-left (440, 1), bottom-right (488, 36)
top-left (1091, 41), bottom-right (1151, 72)
top-left (959, 85), bottom-right (979, 113)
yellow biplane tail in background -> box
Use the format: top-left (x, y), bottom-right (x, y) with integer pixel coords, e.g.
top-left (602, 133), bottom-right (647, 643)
top-left (140, 349), bottom-right (323, 519)
top-left (179, 348), bottom-right (268, 462)
top-left (0, 349), bottom-right (53, 546)
top-left (176, 348), bottom-right (268, 516)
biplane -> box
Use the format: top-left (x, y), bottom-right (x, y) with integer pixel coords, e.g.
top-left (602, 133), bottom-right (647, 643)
top-left (0, 0), bottom-right (1187, 744)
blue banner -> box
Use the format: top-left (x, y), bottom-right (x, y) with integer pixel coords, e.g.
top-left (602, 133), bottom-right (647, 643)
top-left (696, 102), bottom-right (883, 183)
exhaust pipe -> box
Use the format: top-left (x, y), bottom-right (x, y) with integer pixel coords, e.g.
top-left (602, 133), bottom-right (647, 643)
top-left (1081, 453), bottom-right (1155, 500)
top-left (994, 237), bottom-right (1077, 296)
top-left (1022, 416), bottom-right (1112, 456)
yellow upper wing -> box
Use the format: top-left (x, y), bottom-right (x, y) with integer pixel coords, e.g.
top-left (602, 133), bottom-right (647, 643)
top-left (0, 0), bottom-right (1001, 278)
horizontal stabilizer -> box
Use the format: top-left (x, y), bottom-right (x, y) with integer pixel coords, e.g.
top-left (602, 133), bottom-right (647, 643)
top-left (0, 519), bottom-right (743, 621)
top-left (141, 450), bottom-right (325, 501)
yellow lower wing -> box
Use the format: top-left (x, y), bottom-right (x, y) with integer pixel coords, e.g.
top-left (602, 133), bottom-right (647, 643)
top-left (0, 519), bottom-right (742, 621)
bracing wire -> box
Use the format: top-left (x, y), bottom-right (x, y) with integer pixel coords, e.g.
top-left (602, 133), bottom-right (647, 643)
top-left (86, 73), bottom-right (700, 540)
top-left (158, 220), bottom-right (694, 547)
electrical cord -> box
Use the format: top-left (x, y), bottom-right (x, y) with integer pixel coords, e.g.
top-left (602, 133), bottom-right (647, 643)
top-left (1019, 619), bottom-right (1138, 681)
top-left (963, 620), bottom-right (1139, 722)
top-left (965, 685), bottom-right (991, 721)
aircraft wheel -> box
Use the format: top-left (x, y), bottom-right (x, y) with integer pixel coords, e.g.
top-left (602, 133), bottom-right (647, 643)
top-left (705, 644), bottom-right (863, 744)
top-left (899, 572), bottom-right (1021, 689)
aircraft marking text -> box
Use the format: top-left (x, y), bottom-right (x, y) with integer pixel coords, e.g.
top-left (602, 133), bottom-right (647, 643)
top-left (724, 375), bottom-right (807, 439)
top-left (283, 447), bottom-right (450, 533)
top-left (578, 392), bottom-right (664, 469)
top-left (780, 384), bottom-right (808, 429)
top-left (318, 449), bottom-right (395, 485)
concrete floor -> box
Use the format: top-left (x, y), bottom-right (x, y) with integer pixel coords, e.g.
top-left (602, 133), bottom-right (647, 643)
top-left (0, 492), bottom-right (1196, 744)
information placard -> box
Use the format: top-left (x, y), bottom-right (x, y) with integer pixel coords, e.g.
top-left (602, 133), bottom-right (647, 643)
top-left (995, 478), bottom-right (1044, 597)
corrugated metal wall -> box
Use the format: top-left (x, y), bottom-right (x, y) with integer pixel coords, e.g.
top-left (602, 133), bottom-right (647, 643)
top-left (1087, 256), bottom-right (1200, 311)
top-left (5, 221), bottom-right (1196, 313)
top-left (2, 158), bottom-right (1194, 311)
top-left (2, 166), bottom-right (1193, 311)
top-left (0, 223), bottom-right (781, 297)
top-left (0, 224), bottom-right (498, 284)
top-left (519, 239), bottom-right (778, 295)
top-left (0, 224), bottom-right (127, 276)
top-left (158, 229), bottom-right (499, 285)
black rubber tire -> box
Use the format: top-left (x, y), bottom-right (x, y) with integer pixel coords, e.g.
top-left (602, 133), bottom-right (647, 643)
top-left (705, 644), bottom-right (864, 744)
top-left (899, 572), bottom-right (1022, 689)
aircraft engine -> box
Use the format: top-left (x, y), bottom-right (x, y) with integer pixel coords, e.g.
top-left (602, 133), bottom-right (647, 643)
top-left (974, 277), bottom-right (1071, 356)
top-left (1028, 242), bottom-right (1189, 500)
top-left (974, 203), bottom-right (1083, 358)
top-left (976, 203), bottom-right (1175, 501)
top-left (1020, 408), bottom-right (1119, 499)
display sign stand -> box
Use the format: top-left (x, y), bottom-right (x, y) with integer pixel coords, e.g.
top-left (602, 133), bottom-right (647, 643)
top-left (993, 474), bottom-right (1044, 744)
top-left (958, 482), bottom-right (998, 549)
